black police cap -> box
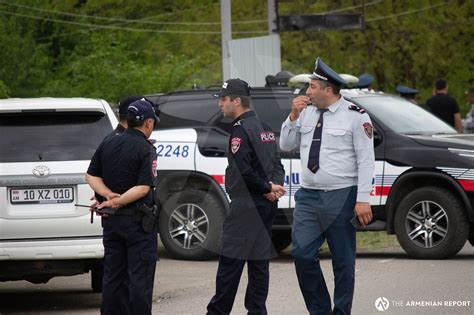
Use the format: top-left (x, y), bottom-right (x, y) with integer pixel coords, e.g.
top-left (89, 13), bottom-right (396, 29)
top-left (118, 95), bottom-right (145, 115)
top-left (213, 78), bottom-right (251, 98)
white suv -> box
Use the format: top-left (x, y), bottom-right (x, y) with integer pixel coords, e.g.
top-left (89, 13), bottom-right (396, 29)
top-left (0, 98), bottom-right (117, 291)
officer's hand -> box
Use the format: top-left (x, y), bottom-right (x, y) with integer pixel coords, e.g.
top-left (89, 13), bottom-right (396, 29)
top-left (290, 96), bottom-right (310, 121)
top-left (271, 184), bottom-right (286, 199)
top-left (354, 202), bottom-right (372, 226)
top-left (99, 198), bottom-right (122, 210)
top-left (89, 196), bottom-right (98, 210)
top-left (263, 192), bottom-right (277, 202)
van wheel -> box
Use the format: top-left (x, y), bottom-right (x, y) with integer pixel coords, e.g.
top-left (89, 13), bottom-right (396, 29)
top-left (159, 189), bottom-right (224, 260)
top-left (394, 187), bottom-right (469, 259)
top-left (91, 267), bottom-right (103, 293)
top-left (272, 230), bottom-right (292, 253)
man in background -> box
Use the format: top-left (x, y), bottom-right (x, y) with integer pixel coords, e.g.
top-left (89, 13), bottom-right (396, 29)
top-left (426, 79), bottom-right (462, 132)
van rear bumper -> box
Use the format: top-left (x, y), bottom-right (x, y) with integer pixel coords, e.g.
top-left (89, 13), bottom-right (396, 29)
top-left (0, 236), bottom-right (104, 260)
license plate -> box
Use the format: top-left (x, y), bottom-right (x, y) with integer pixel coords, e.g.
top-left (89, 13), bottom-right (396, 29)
top-left (9, 187), bottom-right (74, 204)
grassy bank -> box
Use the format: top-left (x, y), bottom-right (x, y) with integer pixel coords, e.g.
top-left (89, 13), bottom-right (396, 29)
top-left (319, 231), bottom-right (400, 254)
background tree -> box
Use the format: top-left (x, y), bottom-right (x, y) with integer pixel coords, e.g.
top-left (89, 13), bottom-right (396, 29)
top-left (0, 0), bottom-right (472, 113)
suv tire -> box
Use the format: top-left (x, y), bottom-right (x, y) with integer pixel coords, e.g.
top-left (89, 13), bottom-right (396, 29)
top-left (159, 189), bottom-right (224, 260)
top-left (394, 186), bottom-right (469, 259)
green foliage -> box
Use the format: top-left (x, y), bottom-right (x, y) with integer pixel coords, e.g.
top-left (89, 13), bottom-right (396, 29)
top-left (0, 80), bottom-right (10, 99)
top-left (279, 0), bottom-right (474, 112)
top-left (0, 0), bottom-right (472, 112)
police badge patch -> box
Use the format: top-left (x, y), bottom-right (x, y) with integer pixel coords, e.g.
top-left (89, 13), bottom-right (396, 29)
top-left (363, 122), bottom-right (373, 139)
top-left (230, 137), bottom-right (242, 154)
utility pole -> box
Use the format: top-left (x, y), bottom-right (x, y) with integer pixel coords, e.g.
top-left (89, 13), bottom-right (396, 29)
top-left (267, 0), bottom-right (278, 34)
top-left (220, 0), bottom-right (231, 81)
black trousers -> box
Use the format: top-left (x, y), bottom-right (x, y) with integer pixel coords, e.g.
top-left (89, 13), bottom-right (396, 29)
top-left (207, 197), bottom-right (276, 315)
top-left (101, 215), bottom-right (158, 315)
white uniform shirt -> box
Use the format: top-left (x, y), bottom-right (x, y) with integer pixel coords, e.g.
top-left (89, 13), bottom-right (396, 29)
top-left (280, 96), bottom-right (375, 202)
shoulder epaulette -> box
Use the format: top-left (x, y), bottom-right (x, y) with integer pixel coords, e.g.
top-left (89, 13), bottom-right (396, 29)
top-left (348, 104), bottom-right (366, 114)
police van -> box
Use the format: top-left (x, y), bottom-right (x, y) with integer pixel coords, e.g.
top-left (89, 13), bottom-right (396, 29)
top-left (147, 85), bottom-right (474, 261)
top-left (0, 98), bottom-right (117, 291)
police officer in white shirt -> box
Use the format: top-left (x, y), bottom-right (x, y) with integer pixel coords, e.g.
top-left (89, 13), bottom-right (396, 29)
top-left (280, 57), bottom-right (375, 315)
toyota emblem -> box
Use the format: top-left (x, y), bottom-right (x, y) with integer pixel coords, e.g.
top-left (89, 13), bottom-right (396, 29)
top-left (32, 165), bottom-right (51, 178)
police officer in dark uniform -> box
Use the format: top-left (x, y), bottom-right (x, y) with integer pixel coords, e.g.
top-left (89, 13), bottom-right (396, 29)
top-left (86, 99), bottom-right (159, 315)
top-left (92, 95), bottom-right (149, 208)
top-left (207, 78), bottom-right (286, 315)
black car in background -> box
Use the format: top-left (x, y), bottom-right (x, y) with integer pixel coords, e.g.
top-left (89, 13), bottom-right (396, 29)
top-left (146, 87), bottom-right (474, 260)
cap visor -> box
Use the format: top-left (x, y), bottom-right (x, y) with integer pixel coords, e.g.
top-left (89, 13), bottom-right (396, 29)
top-left (213, 90), bottom-right (231, 98)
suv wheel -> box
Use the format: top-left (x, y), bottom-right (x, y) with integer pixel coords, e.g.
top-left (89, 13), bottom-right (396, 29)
top-left (159, 189), bottom-right (224, 260)
top-left (272, 230), bottom-right (292, 253)
top-left (394, 186), bottom-right (469, 259)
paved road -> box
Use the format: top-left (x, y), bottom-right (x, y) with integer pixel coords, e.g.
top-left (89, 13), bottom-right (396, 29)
top-left (1, 243), bottom-right (473, 315)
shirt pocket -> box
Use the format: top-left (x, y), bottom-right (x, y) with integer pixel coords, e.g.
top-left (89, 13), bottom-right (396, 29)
top-left (324, 128), bottom-right (351, 149)
top-left (299, 126), bottom-right (314, 148)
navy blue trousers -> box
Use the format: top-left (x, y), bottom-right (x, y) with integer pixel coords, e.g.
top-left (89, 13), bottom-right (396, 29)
top-left (101, 215), bottom-right (158, 315)
top-left (207, 197), bottom-right (276, 315)
top-left (292, 186), bottom-right (357, 315)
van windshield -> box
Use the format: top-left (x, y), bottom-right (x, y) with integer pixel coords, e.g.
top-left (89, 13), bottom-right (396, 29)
top-left (0, 112), bottom-right (111, 162)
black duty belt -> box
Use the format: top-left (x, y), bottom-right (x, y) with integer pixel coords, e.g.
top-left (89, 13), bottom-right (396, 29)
top-left (114, 205), bottom-right (137, 216)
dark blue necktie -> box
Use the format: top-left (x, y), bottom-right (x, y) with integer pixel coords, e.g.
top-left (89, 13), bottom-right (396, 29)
top-left (307, 108), bottom-right (328, 173)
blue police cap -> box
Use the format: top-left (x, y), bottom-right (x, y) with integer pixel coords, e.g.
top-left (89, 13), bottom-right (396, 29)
top-left (395, 85), bottom-right (418, 96)
top-left (309, 57), bottom-right (347, 87)
top-left (355, 73), bottom-right (374, 88)
top-left (127, 99), bottom-right (160, 123)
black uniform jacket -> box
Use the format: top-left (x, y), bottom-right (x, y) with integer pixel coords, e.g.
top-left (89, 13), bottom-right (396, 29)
top-left (87, 128), bottom-right (157, 207)
top-left (225, 111), bottom-right (285, 199)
